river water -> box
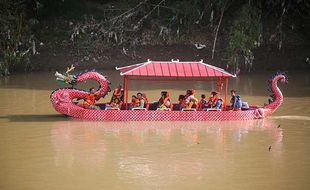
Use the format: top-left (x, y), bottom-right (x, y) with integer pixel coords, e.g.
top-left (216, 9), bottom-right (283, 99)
top-left (0, 71), bottom-right (309, 190)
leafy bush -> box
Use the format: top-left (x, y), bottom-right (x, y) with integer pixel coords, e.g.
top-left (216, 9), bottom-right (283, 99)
top-left (0, 0), bottom-right (37, 76)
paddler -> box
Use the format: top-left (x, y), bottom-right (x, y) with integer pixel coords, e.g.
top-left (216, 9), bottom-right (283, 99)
top-left (83, 87), bottom-right (100, 109)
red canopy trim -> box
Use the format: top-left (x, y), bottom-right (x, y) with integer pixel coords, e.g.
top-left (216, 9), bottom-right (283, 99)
top-left (116, 59), bottom-right (235, 78)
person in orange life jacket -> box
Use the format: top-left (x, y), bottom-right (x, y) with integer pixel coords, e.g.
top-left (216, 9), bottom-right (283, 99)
top-left (205, 91), bottom-right (215, 108)
top-left (178, 95), bottom-right (186, 110)
top-left (158, 91), bottom-right (166, 106)
top-left (185, 89), bottom-right (198, 108)
top-left (206, 91), bottom-right (222, 109)
top-left (83, 87), bottom-right (100, 109)
top-left (137, 92), bottom-right (146, 108)
top-left (158, 91), bottom-right (171, 109)
top-left (131, 95), bottom-right (140, 108)
top-left (110, 84), bottom-right (124, 103)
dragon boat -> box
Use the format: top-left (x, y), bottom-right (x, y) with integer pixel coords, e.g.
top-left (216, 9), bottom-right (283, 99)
top-left (51, 60), bottom-right (287, 121)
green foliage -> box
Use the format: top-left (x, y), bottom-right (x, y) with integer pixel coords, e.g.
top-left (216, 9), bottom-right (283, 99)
top-left (227, 3), bottom-right (262, 71)
top-left (0, 0), bottom-right (37, 76)
top-left (0, 0), bottom-right (308, 75)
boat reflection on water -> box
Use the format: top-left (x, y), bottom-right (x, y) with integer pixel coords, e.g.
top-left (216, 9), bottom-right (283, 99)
top-left (52, 119), bottom-right (283, 186)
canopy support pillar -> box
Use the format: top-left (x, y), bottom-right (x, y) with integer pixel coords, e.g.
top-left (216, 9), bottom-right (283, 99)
top-left (217, 78), bottom-right (226, 95)
top-left (224, 78), bottom-right (228, 110)
top-left (124, 76), bottom-right (129, 110)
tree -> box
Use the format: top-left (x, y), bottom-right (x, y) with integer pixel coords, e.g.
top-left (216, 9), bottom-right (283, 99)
top-left (227, 3), bottom-right (262, 73)
top-left (0, 0), bottom-right (38, 76)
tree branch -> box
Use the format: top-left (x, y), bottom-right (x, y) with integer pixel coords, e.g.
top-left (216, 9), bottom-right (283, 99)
top-left (212, 1), bottom-right (227, 59)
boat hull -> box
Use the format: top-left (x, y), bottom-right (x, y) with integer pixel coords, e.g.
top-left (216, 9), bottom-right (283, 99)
top-left (54, 103), bottom-right (261, 121)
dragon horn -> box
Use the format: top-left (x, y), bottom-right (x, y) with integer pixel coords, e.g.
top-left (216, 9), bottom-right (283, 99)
top-left (66, 64), bottom-right (75, 73)
top-left (55, 71), bottom-right (64, 78)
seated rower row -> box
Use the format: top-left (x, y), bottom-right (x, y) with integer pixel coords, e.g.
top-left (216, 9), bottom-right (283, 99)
top-left (80, 87), bottom-right (249, 111)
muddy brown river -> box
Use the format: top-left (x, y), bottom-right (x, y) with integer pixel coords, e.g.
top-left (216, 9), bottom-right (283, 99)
top-left (0, 71), bottom-right (309, 190)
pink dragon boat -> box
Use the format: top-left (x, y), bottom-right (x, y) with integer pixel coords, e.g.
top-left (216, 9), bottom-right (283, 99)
top-left (51, 60), bottom-right (287, 121)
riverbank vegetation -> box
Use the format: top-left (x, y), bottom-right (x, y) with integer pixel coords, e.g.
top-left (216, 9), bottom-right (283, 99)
top-left (1, 0), bottom-right (309, 76)
top-left (0, 0), bottom-right (38, 76)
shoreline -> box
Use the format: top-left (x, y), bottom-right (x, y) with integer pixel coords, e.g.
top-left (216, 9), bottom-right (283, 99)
top-left (12, 44), bottom-right (310, 73)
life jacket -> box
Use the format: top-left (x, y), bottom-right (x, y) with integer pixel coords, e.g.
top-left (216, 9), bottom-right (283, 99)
top-left (206, 96), bottom-right (217, 108)
top-left (159, 104), bottom-right (167, 109)
top-left (207, 97), bottom-right (214, 106)
top-left (179, 99), bottom-right (186, 108)
top-left (163, 97), bottom-right (171, 108)
top-left (186, 101), bottom-right (194, 109)
top-left (185, 95), bottom-right (198, 108)
top-left (132, 98), bottom-right (140, 107)
top-left (212, 97), bottom-right (218, 108)
top-left (83, 93), bottom-right (98, 107)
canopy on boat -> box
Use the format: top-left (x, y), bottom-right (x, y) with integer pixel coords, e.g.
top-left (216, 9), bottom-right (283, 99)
top-left (116, 59), bottom-right (235, 78)
top-left (116, 59), bottom-right (235, 109)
